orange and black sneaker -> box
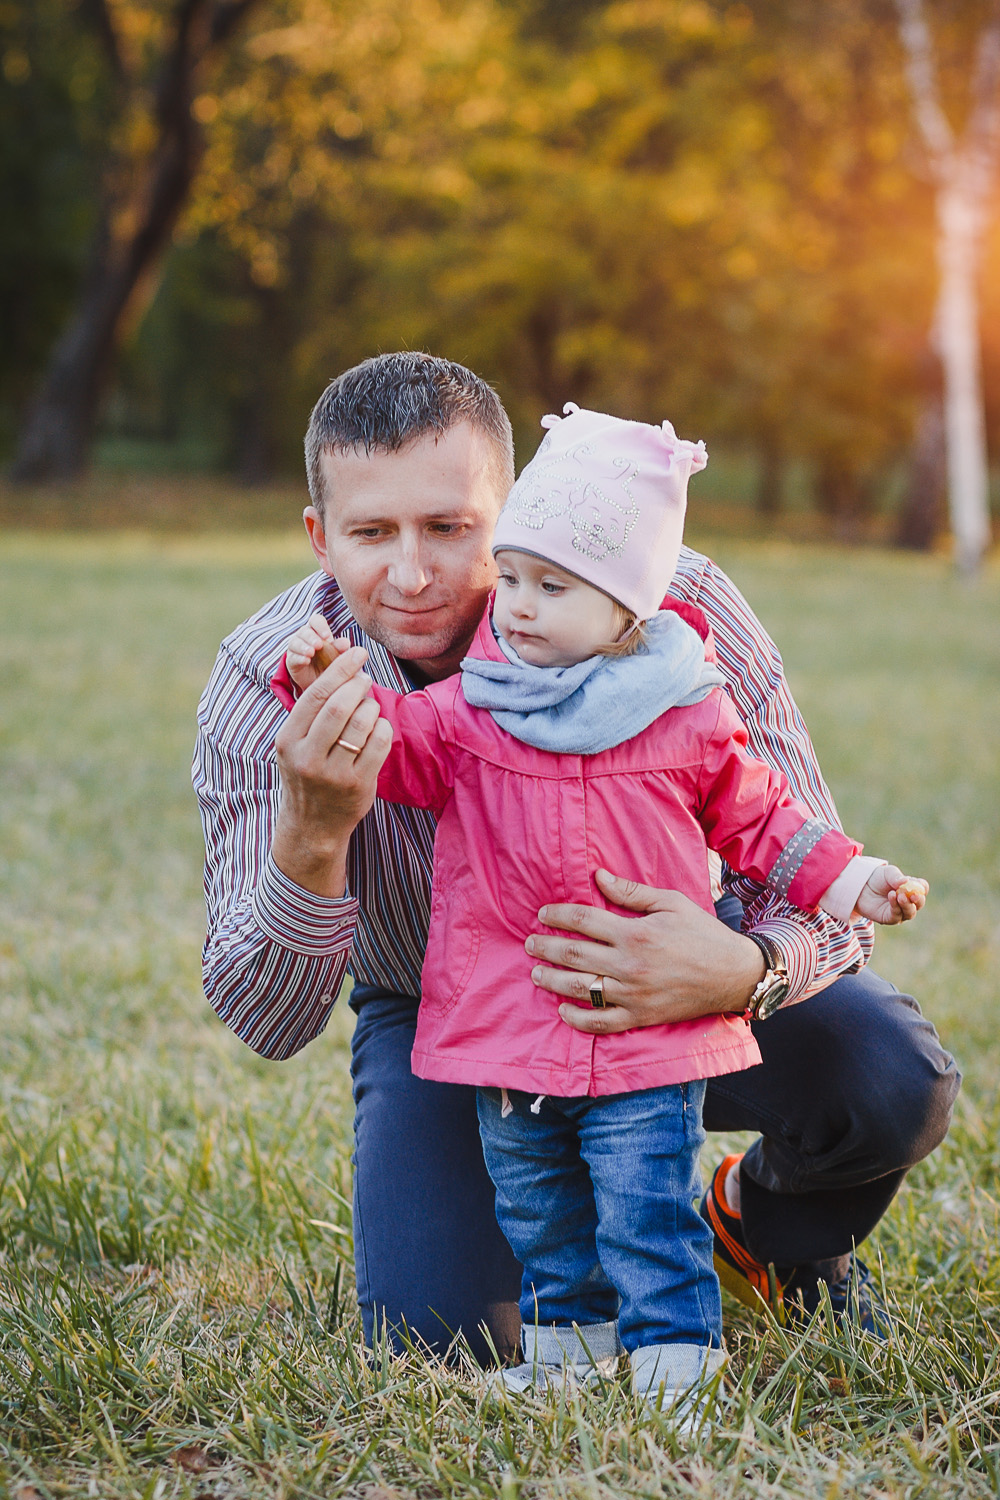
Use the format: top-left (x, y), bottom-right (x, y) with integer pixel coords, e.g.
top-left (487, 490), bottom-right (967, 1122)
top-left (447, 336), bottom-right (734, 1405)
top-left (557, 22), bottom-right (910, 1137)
top-left (699, 1154), bottom-right (785, 1319)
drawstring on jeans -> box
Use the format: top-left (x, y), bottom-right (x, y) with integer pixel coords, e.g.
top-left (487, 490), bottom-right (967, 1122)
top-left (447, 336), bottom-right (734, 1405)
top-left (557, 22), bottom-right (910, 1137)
top-left (499, 1090), bottom-right (547, 1117)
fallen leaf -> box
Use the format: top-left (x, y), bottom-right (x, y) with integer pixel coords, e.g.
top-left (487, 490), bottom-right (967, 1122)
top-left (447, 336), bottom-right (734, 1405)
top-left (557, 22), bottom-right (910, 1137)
top-left (171, 1446), bottom-right (216, 1474)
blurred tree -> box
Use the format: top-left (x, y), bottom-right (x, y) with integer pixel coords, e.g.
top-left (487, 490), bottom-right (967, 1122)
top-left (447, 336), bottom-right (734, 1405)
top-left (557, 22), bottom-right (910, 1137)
top-left (666, 0), bottom-right (931, 535)
top-left (895, 0), bottom-right (1000, 569)
top-left (328, 0), bottom-right (930, 524)
top-left (260, 0), bottom-right (788, 443)
top-left (0, 1), bottom-right (101, 454)
top-left (10, 0), bottom-right (993, 550)
top-left (895, 351), bottom-right (946, 549)
top-left (10, 0), bottom-right (260, 481)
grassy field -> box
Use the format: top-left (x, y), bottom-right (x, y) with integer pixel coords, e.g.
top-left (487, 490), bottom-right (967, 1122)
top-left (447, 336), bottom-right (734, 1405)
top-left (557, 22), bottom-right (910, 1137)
top-left (0, 459), bottom-right (958, 547)
top-left (0, 526), bottom-right (998, 1498)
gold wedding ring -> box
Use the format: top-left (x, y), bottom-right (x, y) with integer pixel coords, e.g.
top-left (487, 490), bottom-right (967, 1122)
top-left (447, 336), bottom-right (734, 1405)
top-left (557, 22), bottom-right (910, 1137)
top-left (337, 737), bottom-right (363, 754)
top-left (589, 976), bottom-right (608, 1009)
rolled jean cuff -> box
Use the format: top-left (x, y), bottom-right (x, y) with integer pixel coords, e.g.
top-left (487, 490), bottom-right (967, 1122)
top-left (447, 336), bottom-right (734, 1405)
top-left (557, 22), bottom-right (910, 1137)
top-left (630, 1342), bottom-right (726, 1393)
top-left (522, 1320), bottom-right (621, 1367)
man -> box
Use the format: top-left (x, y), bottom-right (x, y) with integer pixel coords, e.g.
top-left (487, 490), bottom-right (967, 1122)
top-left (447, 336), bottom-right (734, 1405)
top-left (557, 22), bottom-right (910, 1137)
top-left (194, 351), bottom-right (958, 1364)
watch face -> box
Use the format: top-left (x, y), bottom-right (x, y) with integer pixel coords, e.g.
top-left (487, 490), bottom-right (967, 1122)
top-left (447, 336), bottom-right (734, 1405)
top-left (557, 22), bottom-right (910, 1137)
top-left (755, 976), bottom-right (790, 1020)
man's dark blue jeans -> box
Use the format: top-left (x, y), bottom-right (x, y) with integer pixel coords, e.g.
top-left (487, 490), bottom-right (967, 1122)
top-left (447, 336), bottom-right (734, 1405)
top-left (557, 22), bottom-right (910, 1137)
top-left (477, 1081), bottom-right (721, 1355)
top-left (349, 898), bottom-right (960, 1363)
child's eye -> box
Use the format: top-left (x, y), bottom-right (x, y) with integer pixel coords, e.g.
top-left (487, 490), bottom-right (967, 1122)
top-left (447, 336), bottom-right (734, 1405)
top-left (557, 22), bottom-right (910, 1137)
top-left (541, 582), bottom-right (565, 595)
top-left (499, 572), bottom-right (517, 587)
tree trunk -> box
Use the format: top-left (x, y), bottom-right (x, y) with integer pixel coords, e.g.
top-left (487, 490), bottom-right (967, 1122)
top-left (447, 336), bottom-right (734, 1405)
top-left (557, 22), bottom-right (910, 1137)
top-left (894, 0), bottom-right (1000, 570)
top-left (233, 394), bottom-right (277, 485)
top-left (755, 434), bottom-right (783, 517)
top-left (9, 0), bottom-right (258, 483)
top-left (10, 214), bottom-right (178, 480)
top-left (936, 183), bottom-right (993, 570)
top-left (895, 391), bottom-right (946, 549)
top-left (814, 460), bottom-right (868, 542)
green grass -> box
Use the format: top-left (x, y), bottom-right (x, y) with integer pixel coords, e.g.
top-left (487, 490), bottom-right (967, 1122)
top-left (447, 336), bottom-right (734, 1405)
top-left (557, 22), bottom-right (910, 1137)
top-left (0, 527), bottom-right (998, 1497)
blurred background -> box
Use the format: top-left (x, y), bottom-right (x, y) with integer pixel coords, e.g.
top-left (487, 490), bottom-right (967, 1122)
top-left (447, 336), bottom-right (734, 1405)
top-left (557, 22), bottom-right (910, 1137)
top-left (2, 0), bottom-right (1000, 549)
top-left (2, 10), bottom-right (1000, 1484)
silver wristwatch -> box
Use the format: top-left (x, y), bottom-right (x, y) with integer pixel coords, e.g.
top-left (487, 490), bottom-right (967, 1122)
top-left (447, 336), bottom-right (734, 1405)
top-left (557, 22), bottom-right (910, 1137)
top-left (745, 933), bottom-right (790, 1021)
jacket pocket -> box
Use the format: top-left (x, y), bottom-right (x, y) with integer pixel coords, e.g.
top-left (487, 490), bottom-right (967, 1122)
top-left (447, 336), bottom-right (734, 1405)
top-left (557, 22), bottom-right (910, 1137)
top-left (421, 884), bottom-right (482, 1015)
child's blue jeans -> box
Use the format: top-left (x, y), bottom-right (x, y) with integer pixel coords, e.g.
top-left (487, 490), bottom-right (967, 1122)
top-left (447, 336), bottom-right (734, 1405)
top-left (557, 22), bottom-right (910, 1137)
top-left (476, 1080), bottom-right (722, 1354)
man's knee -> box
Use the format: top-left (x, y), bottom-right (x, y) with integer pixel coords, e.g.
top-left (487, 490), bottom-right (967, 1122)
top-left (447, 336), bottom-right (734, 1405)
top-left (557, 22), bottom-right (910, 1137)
top-left (765, 966), bottom-right (960, 1174)
top-left (853, 1015), bottom-right (959, 1173)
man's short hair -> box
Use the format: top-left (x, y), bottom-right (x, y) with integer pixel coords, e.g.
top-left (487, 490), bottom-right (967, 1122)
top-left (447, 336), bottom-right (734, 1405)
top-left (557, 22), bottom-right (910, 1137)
top-left (305, 352), bottom-right (515, 515)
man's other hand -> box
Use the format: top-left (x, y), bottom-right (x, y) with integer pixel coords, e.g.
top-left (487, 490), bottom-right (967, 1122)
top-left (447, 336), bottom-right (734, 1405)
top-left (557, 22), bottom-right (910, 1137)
top-left (272, 645), bottom-right (393, 897)
top-left (526, 868), bottom-right (767, 1034)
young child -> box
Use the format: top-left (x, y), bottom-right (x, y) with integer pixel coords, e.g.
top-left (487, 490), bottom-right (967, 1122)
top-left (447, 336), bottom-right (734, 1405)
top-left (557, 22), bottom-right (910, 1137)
top-left (275, 405), bottom-right (926, 1418)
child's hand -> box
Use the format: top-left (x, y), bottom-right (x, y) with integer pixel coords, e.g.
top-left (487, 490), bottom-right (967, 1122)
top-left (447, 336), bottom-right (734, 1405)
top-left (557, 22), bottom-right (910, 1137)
top-left (854, 865), bottom-right (929, 925)
top-left (285, 612), bottom-right (350, 690)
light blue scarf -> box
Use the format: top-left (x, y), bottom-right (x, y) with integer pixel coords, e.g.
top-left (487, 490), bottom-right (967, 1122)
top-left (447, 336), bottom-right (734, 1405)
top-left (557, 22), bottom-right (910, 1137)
top-left (460, 610), bottom-right (723, 755)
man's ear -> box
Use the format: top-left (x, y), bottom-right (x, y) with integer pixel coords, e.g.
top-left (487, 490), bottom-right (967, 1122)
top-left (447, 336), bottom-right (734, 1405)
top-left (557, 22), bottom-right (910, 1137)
top-left (304, 506), bottom-right (334, 575)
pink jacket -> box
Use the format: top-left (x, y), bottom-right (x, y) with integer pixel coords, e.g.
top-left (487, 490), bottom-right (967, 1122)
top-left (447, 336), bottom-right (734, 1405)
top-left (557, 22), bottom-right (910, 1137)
top-left (274, 604), bottom-right (859, 1096)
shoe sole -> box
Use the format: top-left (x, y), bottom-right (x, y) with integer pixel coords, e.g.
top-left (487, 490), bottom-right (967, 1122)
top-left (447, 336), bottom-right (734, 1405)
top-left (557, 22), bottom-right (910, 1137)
top-left (702, 1160), bottom-right (784, 1319)
top-left (712, 1249), bottom-right (781, 1316)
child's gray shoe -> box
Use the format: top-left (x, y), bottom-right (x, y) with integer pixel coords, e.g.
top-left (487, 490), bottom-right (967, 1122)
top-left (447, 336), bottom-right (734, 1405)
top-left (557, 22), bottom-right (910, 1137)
top-left (629, 1343), bottom-right (727, 1433)
top-left (487, 1320), bottom-right (620, 1396)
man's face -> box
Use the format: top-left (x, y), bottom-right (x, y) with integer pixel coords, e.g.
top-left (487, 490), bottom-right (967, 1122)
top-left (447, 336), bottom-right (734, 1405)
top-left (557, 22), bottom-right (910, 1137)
top-left (304, 423), bottom-right (505, 680)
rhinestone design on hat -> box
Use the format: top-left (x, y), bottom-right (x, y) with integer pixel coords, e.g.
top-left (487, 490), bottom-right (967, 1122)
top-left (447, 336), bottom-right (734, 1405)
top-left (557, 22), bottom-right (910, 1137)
top-left (505, 441), bottom-right (641, 562)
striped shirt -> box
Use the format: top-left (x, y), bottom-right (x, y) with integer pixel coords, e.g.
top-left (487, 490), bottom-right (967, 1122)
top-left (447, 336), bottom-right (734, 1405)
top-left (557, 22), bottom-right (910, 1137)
top-left (193, 545), bottom-right (874, 1060)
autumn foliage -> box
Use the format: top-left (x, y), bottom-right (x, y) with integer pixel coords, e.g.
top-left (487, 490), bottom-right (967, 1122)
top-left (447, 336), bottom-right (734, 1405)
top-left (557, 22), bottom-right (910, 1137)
top-left (3, 0), bottom-right (1000, 540)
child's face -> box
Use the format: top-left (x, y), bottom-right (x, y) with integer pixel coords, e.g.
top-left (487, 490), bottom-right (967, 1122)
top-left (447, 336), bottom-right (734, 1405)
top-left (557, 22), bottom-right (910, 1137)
top-left (492, 550), bottom-right (619, 667)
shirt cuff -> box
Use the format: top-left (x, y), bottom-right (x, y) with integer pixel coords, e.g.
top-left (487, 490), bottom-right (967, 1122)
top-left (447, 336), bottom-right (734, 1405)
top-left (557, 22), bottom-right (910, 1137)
top-left (818, 856), bottom-right (887, 924)
top-left (745, 916), bottom-right (820, 1005)
top-left (251, 854), bottom-right (359, 956)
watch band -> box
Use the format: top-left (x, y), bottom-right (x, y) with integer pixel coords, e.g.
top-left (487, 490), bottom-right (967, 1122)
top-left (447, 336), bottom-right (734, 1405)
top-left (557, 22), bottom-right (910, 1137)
top-left (746, 931), bottom-right (786, 976)
top-left (745, 933), bottom-right (791, 1021)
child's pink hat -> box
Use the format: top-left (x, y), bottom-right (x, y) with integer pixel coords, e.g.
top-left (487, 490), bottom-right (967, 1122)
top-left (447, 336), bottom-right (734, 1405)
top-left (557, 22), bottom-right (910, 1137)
top-left (492, 403), bottom-right (707, 620)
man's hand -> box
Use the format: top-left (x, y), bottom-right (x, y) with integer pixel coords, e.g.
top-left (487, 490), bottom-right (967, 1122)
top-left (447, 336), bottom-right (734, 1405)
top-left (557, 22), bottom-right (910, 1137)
top-left (526, 868), bottom-right (767, 1034)
top-left (272, 645), bottom-right (393, 897)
